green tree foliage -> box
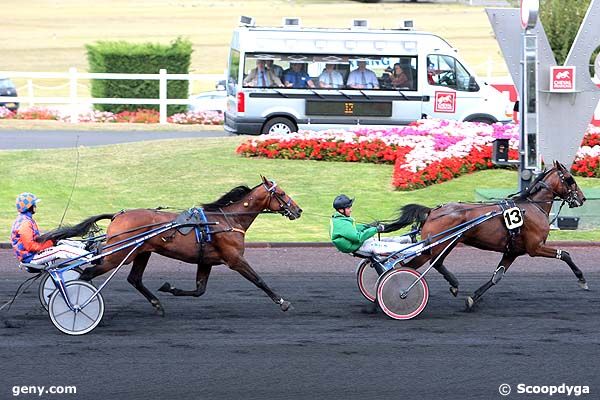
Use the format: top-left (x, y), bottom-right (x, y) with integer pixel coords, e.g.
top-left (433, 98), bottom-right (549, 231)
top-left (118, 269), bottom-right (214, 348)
top-left (538, 0), bottom-right (591, 65)
top-left (86, 38), bottom-right (192, 115)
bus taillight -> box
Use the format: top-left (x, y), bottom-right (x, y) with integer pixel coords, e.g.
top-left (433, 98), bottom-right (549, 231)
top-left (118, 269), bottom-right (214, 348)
top-left (237, 92), bottom-right (245, 113)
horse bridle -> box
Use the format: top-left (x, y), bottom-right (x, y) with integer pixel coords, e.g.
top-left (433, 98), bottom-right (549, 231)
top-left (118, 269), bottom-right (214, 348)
top-left (537, 167), bottom-right (581, 208)
top-left (263, 181), bottom-right (297, 217)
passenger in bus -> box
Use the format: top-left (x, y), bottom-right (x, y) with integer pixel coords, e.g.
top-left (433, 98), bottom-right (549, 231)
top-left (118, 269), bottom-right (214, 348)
top-left (243, 60), bottom-right (284, 87)
top-left (265, 59), bottom-right (284, 80)
top-left (318, 64), bottom-right (344, 89)
top-left (380, 66), bottom-right (393, 88)
top-left (388, 63), bottom-right (412, 89)
top-left (427, 60), bottom-right (437, 85)
top-left (347, 61), bottom-right (379, 89)
top-left (284, 62), bottom-right (315, 88)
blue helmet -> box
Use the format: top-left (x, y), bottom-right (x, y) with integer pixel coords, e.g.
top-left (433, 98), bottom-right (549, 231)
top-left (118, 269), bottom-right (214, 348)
top-left (16, 192), bottom-right (40, 213)
top-left (333, 194), bottom-right (354, 210)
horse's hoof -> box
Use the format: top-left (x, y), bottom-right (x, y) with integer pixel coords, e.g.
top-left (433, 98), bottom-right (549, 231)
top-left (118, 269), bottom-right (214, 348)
top-left (465, 296), bottom-right (475, 311)
top-left (449, 286), bottom-right (459, 297)
top-left (280, 301), bottom-right (292, 312)
top-left (150, 299), bottom-right (165, 317)
top-left (158, 282), bottom-right (172, 293)
top-left (578, 281), bottom-right (590, 291)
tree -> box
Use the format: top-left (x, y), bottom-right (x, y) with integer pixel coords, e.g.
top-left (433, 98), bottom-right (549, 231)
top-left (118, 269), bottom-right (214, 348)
top-left (538, 0), bottom-right (592, 65)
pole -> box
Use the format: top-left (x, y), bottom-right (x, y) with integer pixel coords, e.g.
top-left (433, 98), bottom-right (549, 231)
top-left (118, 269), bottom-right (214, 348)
top-left (518, 0), bottom-right (540, 191)
top-left (159, 69), bottom-right (167, 124)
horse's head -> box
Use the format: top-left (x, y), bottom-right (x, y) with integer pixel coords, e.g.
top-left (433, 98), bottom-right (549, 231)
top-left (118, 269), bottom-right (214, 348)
top-left (258, 176), bottom-right (303, 220)
top-left (546, 161), bottom-right (586, 208)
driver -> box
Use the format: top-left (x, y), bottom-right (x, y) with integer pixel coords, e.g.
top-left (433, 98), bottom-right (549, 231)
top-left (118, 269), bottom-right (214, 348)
top-left (11, 192), bottom-right (92, 266)
top-left (329, 194), bottom-right (413, 255)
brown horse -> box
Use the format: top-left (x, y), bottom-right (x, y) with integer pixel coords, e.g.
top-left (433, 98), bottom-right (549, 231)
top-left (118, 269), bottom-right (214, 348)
top-left (383, 161), bottom-right (588, 310)
top-left (40, 177), bottom-right (302, 315)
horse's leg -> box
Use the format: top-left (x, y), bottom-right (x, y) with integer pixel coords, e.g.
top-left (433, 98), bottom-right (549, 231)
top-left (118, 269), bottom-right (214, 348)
top-left (429, 240), bottom-right (461, 297)
top-left (158, 264), bottom-right (212, 297)
top-left (465, 253), bottom-right (517, 311)
top-left (529, 246), bottom-right (588, 290)
top-left (126, 252), bottom-right (165, 316)
top-left (434, 263), bottom-right (460, 297)
top-left (227, 256), bottom-right (291, 311)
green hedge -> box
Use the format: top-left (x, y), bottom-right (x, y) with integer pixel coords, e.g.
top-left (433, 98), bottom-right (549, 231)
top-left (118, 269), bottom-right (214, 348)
top-left (86, 37), bottom-right (192, 115)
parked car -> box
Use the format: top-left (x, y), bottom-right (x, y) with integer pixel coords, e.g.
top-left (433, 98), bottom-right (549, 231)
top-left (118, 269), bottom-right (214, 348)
top-left (187, 90), bottom-right (227, 113)
top-left (0, 74), bottom-right (19, 112)
top-left (215, 79), bottom-right (226, 91)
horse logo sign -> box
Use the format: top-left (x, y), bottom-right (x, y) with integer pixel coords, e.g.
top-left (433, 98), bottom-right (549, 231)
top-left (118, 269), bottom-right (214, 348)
top-left (550, 66), bottom-right (576, 92)
top-left (434, 91), bottom-right (456, 113)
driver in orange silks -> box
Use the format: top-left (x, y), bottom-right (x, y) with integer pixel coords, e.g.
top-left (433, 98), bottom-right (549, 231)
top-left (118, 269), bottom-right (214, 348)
top-left (10, 192), bottom-right (91, 266)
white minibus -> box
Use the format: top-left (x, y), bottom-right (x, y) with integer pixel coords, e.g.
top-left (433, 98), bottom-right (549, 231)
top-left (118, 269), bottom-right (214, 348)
top-left (224, 17), bottom-right (513, 135)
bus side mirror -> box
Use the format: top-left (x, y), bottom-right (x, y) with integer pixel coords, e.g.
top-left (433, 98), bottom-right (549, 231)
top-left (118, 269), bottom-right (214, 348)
top-left (468, 76), bottom-right (480, 92)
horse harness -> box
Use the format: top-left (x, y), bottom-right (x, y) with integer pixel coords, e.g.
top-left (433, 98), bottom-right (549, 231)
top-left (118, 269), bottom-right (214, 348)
top-left (163, 207), bottom-right (245, 263)
top-left (497, 200), bottom-right (525, 254)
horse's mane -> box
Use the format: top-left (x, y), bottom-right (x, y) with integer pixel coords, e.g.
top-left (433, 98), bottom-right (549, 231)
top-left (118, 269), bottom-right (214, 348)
top-left (510, 168), bottom-right (553, 200)
top-left (202, 185), bottom-right (253, 211)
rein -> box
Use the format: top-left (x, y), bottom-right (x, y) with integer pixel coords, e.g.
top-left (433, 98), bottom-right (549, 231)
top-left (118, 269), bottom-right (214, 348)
top-left (0, 273), bottom-right (42, 312)
top-left (425, 199), bottom-right (560, 221)
top-left (428, 166), bottom-right (580, 222)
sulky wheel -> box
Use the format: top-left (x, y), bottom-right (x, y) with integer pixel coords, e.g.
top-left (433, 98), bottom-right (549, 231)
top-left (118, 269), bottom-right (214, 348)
top-left (48, 281), bottom-right (104, 335)
top-left (38, 267), bottom-right (84, 311)
top-left (376, 267), bottom-right (429, 320)
top-left (356, 259), bottom-right (379, 303)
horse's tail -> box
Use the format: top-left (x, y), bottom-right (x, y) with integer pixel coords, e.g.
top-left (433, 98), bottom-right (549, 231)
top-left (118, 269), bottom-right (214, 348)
top-left (37, 213), bottom-right (115, 243)
top-left (384, 204), bottom-right (431, 233)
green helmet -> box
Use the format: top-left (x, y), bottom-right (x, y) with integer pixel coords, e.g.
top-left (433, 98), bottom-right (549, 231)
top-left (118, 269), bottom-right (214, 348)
top-left (333, 194), bottom-right (354, 210)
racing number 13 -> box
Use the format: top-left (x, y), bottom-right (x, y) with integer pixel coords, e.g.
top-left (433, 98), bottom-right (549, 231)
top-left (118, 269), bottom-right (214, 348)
top-left (503, 207), bottom-right (524, 230)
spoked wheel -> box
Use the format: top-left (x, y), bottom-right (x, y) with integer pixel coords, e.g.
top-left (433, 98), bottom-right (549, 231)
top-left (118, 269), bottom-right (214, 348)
top-left (38, 267), bottom-right (84, 311)
top-left (48, 281), bottom-right (104, 335)
top-left (376, 267), bottom-right (429, 320)
top-left (356, 259), bottom-right (379, 303)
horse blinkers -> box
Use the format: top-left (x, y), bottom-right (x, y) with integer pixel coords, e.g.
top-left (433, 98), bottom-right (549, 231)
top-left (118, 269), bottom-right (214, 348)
top-left (262, 180), bottom-right (302, 219)
top-left (556, 166), bottom-right (585, 208)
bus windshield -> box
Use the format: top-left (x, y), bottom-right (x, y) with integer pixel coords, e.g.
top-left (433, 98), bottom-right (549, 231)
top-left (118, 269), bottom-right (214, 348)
top-left (241, 53), bottom-right (418, 91)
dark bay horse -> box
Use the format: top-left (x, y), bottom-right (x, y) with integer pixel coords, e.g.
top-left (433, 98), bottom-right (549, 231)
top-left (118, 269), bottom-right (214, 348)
top-left (39, 177), bottom-right (302, 315)
top-left (384, 161), bottom-right (587, 310)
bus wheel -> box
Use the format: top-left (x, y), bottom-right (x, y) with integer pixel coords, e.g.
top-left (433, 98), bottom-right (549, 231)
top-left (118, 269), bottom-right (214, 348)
top-left (262, 117), bottom-right (297, 135)
top-left (467, 117), bottom-right (495, 125)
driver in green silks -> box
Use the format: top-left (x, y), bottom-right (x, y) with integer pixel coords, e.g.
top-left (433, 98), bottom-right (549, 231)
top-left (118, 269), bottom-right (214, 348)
top-left (329, 194), bottom-right (413, 255)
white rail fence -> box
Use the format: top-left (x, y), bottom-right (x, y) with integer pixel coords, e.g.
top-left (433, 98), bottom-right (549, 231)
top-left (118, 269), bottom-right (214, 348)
top-left (1, 68), bottom-right (224, 124)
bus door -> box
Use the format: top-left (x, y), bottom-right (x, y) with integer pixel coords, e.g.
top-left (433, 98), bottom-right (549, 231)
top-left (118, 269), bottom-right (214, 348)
top-left (422, 54), bottom-right (482, 119)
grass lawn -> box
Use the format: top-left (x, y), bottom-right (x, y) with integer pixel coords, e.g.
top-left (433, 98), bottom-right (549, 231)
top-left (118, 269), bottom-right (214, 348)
top-left (1, 136), bottom-right (598, 242)
top-left (2, 0), bottom-right (509, 96)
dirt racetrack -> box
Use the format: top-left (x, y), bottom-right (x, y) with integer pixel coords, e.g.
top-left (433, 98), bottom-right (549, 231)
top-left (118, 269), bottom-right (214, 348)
top-left (1, 245), bottom-right (599, 400)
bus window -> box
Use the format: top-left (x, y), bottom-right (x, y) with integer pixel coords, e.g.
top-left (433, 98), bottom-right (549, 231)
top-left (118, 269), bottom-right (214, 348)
top-left (427, 54), bottom-right (478, 92)
top-left (227, 50), bottom-right (240, 95)
top-left (239, 53), bottom-right (417, 91)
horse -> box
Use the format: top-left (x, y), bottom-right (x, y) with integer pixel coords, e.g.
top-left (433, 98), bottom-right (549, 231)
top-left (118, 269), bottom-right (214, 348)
top-left (39, 176), bottom-right (302, 315)
top-left (383, 161), bottom-right (587, 310)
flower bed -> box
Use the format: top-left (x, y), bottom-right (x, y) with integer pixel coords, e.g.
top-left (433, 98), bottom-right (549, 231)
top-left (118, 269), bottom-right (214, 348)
top-left (236, 120), bottom-right (600, 190)
top-left (0, 106), bottom-right (223, 125)
top-left (236, 130), bottom-right (411, 164)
